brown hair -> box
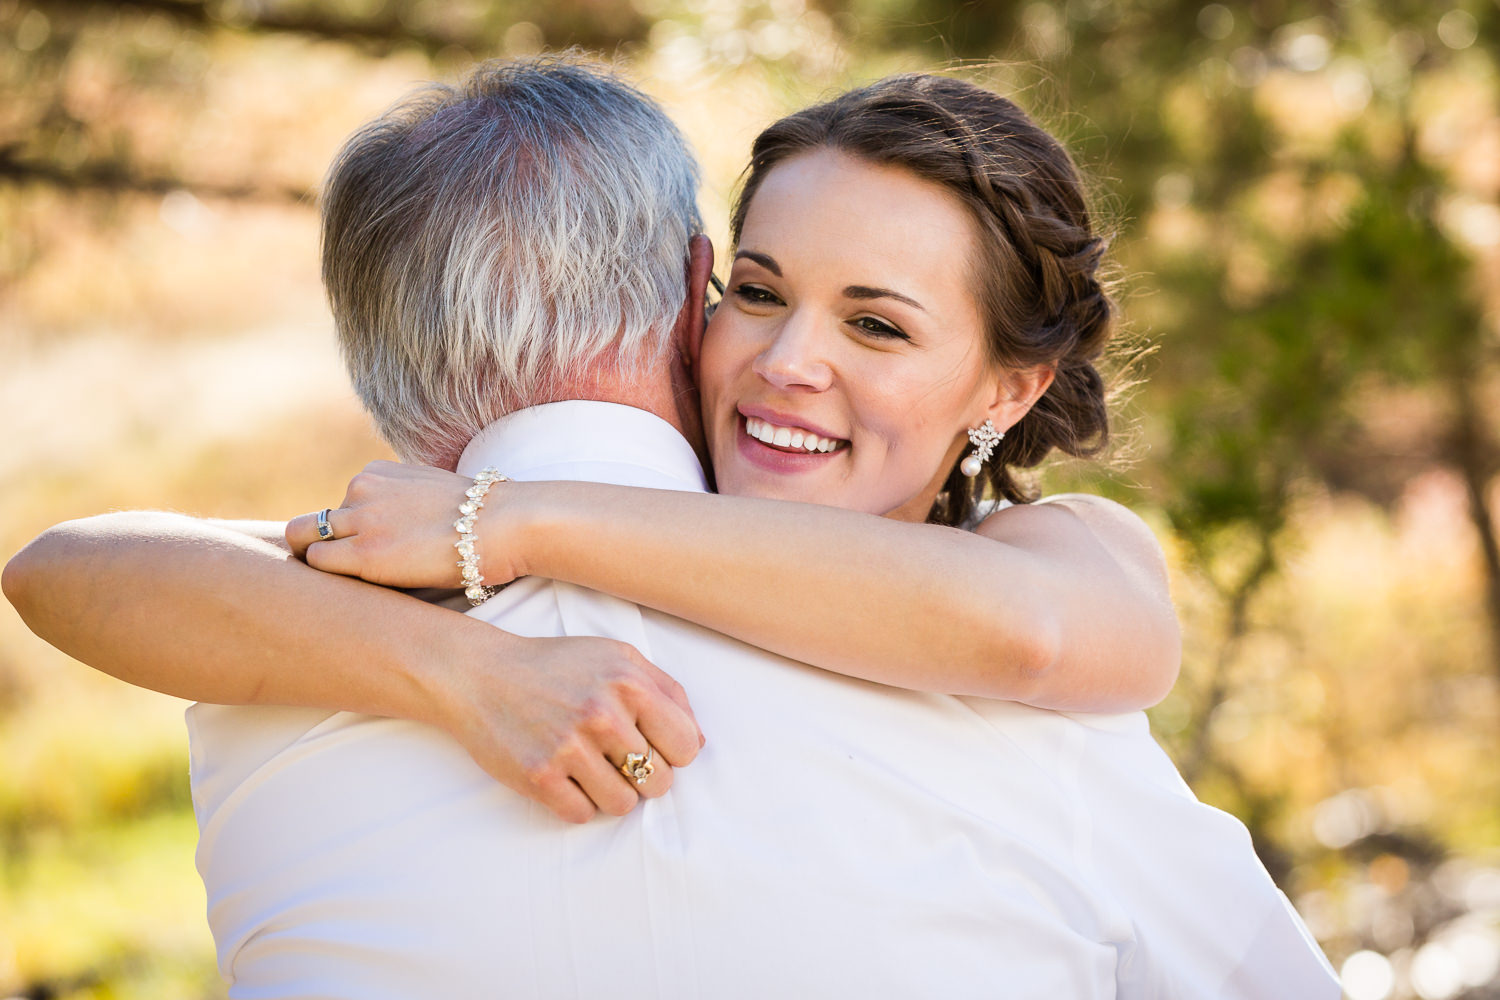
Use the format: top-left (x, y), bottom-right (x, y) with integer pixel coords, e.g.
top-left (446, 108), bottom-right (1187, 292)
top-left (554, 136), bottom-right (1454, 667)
top-left (730, 74), bottom-right (1115, 527)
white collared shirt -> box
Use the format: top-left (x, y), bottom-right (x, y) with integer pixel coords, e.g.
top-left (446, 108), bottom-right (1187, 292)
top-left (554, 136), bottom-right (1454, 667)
top-left (188, 400), bottom-right (1337, 999)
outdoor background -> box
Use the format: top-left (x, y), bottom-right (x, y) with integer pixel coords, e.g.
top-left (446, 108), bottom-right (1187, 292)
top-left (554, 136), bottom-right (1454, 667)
top-left (1, 0), bottom-right (1497, 997)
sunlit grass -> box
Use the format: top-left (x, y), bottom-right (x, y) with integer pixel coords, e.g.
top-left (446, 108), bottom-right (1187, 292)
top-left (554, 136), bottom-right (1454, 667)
top-left (0, 679), bottom-right (190, 836)
top-left (1, 810), bottom-right (221, 998)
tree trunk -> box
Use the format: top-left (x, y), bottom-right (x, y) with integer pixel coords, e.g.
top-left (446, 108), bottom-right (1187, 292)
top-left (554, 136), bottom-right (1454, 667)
top-left (1179, 529), bottom-right (1279, 785)
top-left (1450, 366), bottom-right (1500, 691)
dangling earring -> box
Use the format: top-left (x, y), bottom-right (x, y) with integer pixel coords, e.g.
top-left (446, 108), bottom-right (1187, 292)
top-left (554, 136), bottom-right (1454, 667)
top-left (960, 420), bottom-right (1004, 478)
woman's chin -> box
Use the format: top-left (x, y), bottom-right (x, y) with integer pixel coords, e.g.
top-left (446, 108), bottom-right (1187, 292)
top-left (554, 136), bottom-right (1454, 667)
top-left (713, 460), bottom-right (833, 505)
top-left (717, 471), bottom-right (813, 503)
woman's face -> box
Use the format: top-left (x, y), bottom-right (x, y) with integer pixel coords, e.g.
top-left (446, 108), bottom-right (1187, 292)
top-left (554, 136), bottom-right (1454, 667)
top-left (699, 147), bottom-right (1021, 521)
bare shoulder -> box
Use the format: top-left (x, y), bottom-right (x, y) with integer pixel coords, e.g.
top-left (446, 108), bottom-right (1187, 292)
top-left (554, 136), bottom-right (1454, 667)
top-left (975, 493), bottom-right (1170, 593)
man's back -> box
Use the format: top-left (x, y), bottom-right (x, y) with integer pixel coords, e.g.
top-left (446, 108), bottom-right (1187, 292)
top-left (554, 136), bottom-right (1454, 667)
top-left (191, 590), bottom-right (1121, 998)
top-left (187, 402), bottom-right (1336, 999)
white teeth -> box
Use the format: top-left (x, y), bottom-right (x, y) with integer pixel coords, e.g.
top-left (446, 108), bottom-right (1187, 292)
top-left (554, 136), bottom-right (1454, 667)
top-left (744, 416), bottom-right (844, 454)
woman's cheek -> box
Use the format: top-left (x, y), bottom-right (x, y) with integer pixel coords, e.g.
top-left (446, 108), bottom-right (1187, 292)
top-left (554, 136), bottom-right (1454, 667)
top-left (696, 327), bottom-right (748, 406)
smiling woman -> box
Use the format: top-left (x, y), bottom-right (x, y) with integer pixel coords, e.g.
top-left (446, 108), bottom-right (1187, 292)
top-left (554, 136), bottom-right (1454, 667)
top-left (702, 147), bottom-right (1051, 523)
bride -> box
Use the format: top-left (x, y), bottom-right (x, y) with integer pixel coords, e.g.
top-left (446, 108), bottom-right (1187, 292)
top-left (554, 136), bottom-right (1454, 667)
top-left (6, 68), bottom-right (1178, 820)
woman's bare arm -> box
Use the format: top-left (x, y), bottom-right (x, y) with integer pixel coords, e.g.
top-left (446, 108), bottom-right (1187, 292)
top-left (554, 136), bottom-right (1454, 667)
top-left (5, 513), bottom-right (460, 713)
top-left (297, 465), bottom-right (1181, 711)
top-left (511, 486), bottom-right (1180, 710)
top-left (2, 512), bottom-right (702, 821)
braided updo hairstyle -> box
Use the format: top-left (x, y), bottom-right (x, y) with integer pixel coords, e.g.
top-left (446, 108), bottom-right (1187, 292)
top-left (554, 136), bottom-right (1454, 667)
top-left (729, 74), bottom-right (1115, 528)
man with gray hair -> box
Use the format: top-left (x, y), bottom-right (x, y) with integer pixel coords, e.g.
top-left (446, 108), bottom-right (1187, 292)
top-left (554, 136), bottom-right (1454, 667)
top-left (321, 57), bottom-right (707, 472)
top-left (7, 55), bottom-right (1338, 998)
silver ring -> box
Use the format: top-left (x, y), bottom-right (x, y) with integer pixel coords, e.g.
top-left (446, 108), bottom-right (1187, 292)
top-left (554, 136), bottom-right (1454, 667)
top-left (618, 748), bottom-right (655, 786)
top-left (316, 508), bottom-right (336, 541)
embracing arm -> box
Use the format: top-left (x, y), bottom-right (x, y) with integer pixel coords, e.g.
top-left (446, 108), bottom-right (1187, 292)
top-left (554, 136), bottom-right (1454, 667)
top-left (303, 465), bottom-right (1180, 712)
top-left (506, 486), bottom-right (1181, 711)
top-left (3, 513), bottom-right (465, 714)
top-left (2, 512), bottom-right (702, 821)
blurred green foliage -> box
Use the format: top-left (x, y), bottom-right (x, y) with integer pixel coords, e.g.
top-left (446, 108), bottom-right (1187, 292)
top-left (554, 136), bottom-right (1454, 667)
top-left (2, 0), bottom-right (1497, 997)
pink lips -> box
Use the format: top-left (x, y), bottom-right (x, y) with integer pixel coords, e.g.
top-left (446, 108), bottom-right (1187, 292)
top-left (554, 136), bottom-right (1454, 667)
top-left (734, 411), bottom-right (846, 475)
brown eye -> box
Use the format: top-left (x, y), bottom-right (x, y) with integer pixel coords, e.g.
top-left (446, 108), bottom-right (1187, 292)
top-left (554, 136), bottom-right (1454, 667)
top-left (733, 284), bottom-right (782, 307)
top-left (852, 315), bottom-right (910, 341)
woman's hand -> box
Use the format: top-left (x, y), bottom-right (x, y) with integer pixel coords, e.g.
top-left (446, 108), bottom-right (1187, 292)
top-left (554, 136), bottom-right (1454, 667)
top-left (286, 461), bottom-right (526, 590)
top-left (434, 631), bottom-right (705, 824)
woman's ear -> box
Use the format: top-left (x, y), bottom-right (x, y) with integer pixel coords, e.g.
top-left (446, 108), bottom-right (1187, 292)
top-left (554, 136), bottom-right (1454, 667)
top-left (980, 364), bottom-right (1055, 431)
top-left (673, 234), bottom-right (715, 369)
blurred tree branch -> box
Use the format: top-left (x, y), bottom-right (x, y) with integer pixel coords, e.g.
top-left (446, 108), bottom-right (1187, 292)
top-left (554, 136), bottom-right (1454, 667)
top-left (1178, 525), bottom-right (1280, 786)
top-left (3, 1), bottom-right (652, 205)
top-left (30, 0), bottom-right (647, 55)
top-left (0, 143), bottom-right (310, 203)
top-left (1451, 364), bottom-right (1500, 688)
top-left (37, 0), bottom-right (477, 54)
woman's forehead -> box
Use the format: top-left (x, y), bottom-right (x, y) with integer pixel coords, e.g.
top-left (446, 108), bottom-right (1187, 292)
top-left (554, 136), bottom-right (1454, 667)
top-left (746, 148), bottom-right (972, 230)
top-left (738, 149), bottom-right (982, 311)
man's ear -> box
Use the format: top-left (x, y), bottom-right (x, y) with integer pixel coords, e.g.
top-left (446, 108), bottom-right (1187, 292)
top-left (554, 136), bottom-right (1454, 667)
top-left (672, 234), bottom-right (715, 368)
top-left (979, 364), bottom-right (1055, 432)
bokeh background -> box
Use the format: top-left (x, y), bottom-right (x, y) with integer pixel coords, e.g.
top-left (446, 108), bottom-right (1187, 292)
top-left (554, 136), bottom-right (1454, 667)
top-left (1, 0), bottom-right (1497, 997)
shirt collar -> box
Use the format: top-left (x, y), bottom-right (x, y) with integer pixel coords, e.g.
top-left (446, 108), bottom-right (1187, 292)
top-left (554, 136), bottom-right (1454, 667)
top-left (455, 400), bottom-right (708, 492)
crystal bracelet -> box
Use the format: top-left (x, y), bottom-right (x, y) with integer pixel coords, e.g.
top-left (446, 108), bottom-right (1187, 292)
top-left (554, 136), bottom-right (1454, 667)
top-left (455, 467), bottom-right (509, 606)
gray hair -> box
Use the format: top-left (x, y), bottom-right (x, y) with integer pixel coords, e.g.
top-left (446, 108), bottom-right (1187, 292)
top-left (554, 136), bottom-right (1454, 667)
top-left (320, 54), bottom-right (703, 467)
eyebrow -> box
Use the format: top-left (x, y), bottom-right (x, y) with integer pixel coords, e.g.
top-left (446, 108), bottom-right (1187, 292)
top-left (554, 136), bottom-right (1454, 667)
top-left (735, 251), bottom-right (927, 312)
top-left (734, 250), bottom-right (781, 275)
top-left (844, 285), bottom-right (926, 312)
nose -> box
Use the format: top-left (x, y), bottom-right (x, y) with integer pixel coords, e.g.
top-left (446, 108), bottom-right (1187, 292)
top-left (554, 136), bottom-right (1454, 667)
top-left (752, 315), bottom-right (833, 392)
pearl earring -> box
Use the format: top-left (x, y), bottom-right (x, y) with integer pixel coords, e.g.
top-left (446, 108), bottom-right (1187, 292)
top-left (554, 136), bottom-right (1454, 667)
top-left (960, 420), bottom-right (1004, 478)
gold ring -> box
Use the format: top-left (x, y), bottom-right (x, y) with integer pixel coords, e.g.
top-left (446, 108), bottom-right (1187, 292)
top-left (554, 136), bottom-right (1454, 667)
top-left (619, 748), bottom-right (655, 785)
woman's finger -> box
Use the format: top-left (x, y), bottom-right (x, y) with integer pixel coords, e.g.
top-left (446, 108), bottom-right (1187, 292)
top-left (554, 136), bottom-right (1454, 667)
top-left (599, 736), bottom-right (675, 801)
top-left (286, 507), bottom-right (354, 557)
top-left (631, 688), bottom-right (703, 769)
top-left (528, 773), bottom-right (598, 826)
top-left (302, 537), bottom-right (368, 578)
top-left (639, 659), bottom-right (702, 744)
top-left (567, 748), bottom-right (642, 818)
top-left (620, 656), bottom-right (703, 767)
